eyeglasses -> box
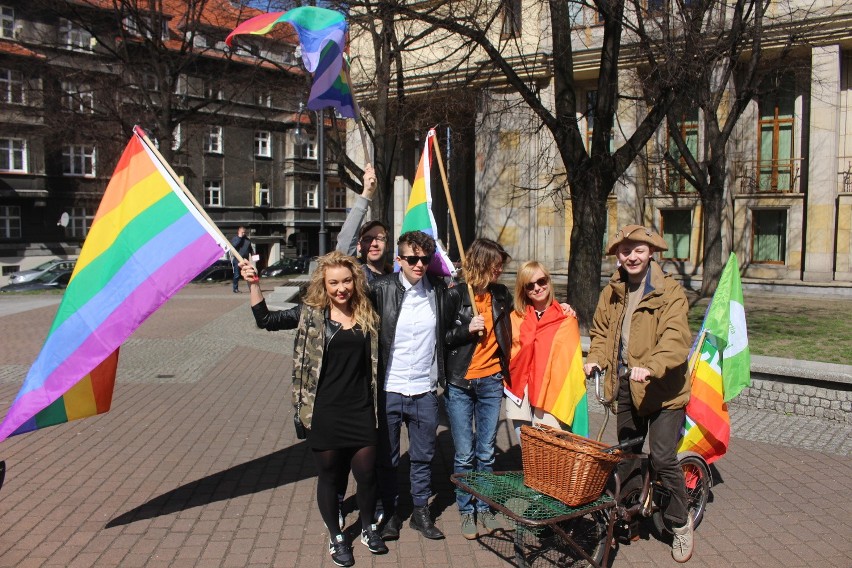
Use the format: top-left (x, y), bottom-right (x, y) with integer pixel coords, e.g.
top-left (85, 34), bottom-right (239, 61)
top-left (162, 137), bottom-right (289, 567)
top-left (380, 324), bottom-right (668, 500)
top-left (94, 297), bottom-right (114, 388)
top-left (400, 255), bottom-right (432, 266)
top-left (360, 235), bottom-right (387, 244)
top-left (524, 277), bottom-right (549, 291)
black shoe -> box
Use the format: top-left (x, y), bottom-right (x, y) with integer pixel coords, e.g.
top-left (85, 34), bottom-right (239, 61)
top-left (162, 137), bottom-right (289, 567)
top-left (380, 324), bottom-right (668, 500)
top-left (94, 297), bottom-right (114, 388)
top-left (380, 514), bottom-right (403, 541)
top-left (361, 524), bottom-right (389, 554)
top-left (409, 506), bottom-right (445, 540)
top-left (328, 534), bottom-right (354, 567)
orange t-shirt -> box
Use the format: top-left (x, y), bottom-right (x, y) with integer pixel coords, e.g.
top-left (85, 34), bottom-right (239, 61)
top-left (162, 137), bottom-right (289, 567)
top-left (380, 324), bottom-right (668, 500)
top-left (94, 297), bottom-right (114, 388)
top-left (465, 293), bottom-right (502, 379)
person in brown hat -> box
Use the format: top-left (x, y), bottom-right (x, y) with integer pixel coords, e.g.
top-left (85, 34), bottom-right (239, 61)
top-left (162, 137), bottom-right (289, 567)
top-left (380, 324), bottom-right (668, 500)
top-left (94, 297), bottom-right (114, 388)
top-left (583, 224), bottom-right (695, 563)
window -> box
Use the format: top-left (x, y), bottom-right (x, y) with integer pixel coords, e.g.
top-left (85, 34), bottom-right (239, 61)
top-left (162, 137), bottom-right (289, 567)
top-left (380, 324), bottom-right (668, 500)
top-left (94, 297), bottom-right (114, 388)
top-left (660, 210), bottom-right (691, 260)
top-left (752, 209), bottom-right (786, 263)
top-left (297, 181), bottom-right (318, 208)
top-left (1, 6), bottom-right (14, 39)
top-left (329, 185), bottom-right (346, 209)
top-left (69, 207), bottom-right (93, 238)
top-left (204, 80), bottom-right (223, 100)
top-left (0, 205), bottom-right (21, 239)
top-left (0, 138), bottom-right (26, 172)
top-left (758, 75), bottom-right (795, 191)
top-left (255, 90), bottom-right (272, 107)
top-left (204, 126), bottom-right (222, 153)
top-left (62, 145), bottom-right (96, 177)
top-left (296, 137), bottom-right (316, 159)
top-left (500, 0), bottom-right (521, 39)
top-left (255, 131), bottom-right (271, 158)
top-left (0, 68), bottom-right (23, 104)
top-left (61, 81), bottom-right (94, 113)
top-left (667, 109), bottom-right (699, 193)
top-left (204, 180), bottom-right (222, 206)
top-left (568, 2), bottom-right (584, 27)
top-left (646, 0), bottom-right (665, 14)
top-left (123, 14), bottom-right (169, 40)
top-left (59, 18), bottom-right (92, 50)
top-left (139, 71), bottom-right (159, 91)
top-left (255, 182), bottom-right (270, 206)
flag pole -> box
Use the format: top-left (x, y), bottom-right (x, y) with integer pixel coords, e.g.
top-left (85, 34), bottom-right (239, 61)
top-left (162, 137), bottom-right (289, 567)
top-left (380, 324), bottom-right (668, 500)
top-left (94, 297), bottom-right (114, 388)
top-left (431, 134), bottom-right (480, 322)
top-left (342, 60), bottom-right (372, 164)
top-left (133, 126), bottom-right (245, 263)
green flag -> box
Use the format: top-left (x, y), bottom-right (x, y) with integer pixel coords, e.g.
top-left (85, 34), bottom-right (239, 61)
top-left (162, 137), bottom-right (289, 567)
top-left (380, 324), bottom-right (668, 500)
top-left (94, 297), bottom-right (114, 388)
top-left (704, 253), bottom-right (751, 401)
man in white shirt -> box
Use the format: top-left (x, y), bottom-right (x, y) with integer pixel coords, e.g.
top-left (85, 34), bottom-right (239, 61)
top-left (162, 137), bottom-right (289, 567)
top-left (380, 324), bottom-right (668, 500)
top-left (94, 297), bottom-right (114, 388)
top-left (368, 231), bottom-right (450, 541)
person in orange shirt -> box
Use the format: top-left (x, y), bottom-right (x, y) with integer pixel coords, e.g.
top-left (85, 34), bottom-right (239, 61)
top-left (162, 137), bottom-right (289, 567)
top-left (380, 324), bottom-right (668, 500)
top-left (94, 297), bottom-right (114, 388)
top-left (443, 239), bottom-right (512, 539)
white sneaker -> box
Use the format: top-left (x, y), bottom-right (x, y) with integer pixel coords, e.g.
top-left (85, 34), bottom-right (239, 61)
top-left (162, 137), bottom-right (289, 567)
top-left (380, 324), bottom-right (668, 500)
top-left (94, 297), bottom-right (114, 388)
top-left (671, 515), bottom-right (694, 563)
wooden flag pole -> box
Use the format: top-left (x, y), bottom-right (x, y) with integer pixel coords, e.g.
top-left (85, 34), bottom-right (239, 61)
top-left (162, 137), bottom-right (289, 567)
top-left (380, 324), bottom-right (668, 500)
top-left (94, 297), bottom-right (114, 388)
top-left (430, 133), bottom-right (480, 325)
top-left (342, 60), bottom-right (372, 165)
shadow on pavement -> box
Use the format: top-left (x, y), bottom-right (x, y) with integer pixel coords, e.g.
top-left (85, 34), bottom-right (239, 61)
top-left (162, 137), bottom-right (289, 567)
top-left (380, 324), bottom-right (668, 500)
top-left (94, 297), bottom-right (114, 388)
top-left (106, 440), bottom-right (312, 528)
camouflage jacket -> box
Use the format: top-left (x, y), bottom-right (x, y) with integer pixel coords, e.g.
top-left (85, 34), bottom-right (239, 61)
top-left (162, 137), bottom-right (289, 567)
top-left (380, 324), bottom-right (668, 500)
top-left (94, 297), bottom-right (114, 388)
top-left (251, 300), bottom-right (379, 430)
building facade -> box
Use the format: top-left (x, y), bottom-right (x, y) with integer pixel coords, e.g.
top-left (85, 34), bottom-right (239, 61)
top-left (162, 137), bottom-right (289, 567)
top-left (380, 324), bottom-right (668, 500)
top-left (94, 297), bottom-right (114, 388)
top-left (0, 0), bottom-right (346, 279)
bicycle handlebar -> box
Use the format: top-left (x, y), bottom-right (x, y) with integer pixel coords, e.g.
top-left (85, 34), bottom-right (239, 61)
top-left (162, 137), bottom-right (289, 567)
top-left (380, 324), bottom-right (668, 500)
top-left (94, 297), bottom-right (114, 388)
top-left (601, 436), bottom-right (646, 454)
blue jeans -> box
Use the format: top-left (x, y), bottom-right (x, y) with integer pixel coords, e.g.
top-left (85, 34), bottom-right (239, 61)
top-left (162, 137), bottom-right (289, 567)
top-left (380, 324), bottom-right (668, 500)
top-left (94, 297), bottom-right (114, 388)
top-left (377, 391), bottom-right (439, 510)
top-left (445, 373), bottom-right (504, 514)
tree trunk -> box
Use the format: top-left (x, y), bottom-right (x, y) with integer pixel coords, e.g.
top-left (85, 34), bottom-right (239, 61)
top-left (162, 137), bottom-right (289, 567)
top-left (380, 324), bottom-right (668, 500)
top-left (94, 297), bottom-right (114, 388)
top-left (700, 159), bottom-right (725, 296)
top-left (566, 178), bottom-right (608, 332)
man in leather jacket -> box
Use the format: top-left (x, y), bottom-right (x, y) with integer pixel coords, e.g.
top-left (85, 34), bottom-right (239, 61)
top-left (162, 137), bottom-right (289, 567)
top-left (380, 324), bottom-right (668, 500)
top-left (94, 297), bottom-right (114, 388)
top-left (368, 230), bottom-right (450, 541)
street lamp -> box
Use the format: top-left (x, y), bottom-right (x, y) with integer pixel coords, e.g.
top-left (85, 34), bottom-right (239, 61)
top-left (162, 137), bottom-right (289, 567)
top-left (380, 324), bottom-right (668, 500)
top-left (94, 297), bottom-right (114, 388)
top-left (294, 103), bottom-right (327, 256)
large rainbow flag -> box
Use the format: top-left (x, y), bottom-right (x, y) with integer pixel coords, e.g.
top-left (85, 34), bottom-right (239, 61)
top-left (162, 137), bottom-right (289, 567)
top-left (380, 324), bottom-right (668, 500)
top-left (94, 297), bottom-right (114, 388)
top-left (0, 127), bottom-right (229, 442)
top-left (507, 303), bottom-right (589, 436)
top-left (225, 7), bottom-right (354, 118)
top-left (678, 253), bottom-right (751, 463)
top-left (400, 129), bottom-right (455, 277)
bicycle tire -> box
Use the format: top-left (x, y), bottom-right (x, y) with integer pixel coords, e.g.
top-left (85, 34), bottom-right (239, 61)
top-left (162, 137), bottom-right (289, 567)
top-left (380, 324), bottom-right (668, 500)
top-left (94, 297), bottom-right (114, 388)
top-left (553, 510), bottom-right (610, 567)
top-left (652, 453), bottom-right (711, 534)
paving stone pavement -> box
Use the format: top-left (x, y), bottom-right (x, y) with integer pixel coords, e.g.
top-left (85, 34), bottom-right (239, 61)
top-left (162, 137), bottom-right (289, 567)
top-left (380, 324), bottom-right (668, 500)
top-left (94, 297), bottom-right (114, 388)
top-left (0, 283), bottom-right (850, 567)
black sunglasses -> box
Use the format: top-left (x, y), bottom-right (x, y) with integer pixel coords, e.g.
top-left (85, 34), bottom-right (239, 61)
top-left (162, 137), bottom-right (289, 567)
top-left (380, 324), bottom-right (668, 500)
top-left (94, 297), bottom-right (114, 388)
top-left (400, 255), bottom-right (432, 266)
top-left (524, 277), bottom-right (549, 291)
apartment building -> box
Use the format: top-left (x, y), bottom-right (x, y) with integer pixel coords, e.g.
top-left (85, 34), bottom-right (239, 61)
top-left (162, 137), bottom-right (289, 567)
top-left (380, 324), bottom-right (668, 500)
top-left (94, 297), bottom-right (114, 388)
top-left (349, 0), bottom-right (852, 284)
top-left (0, 0), bottom-right (346, 277)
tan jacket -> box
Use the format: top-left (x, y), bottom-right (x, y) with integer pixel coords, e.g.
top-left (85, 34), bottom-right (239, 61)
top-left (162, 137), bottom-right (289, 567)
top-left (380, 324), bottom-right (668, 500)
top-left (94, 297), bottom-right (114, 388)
top-left (587, 261), bottom-right (692, 416)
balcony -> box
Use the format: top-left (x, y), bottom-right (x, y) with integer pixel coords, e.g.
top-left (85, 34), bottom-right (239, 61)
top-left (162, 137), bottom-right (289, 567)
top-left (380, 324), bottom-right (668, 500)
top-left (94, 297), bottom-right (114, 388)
top-left (839, 158), bottom-right (852, 194)
top-left (735, 158), bottom-right (803, 194)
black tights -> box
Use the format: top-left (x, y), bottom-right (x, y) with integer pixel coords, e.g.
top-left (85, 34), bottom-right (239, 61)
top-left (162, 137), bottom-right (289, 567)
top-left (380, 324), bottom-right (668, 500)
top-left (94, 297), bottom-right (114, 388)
top-left (313, 445), bottom-right (377, 537)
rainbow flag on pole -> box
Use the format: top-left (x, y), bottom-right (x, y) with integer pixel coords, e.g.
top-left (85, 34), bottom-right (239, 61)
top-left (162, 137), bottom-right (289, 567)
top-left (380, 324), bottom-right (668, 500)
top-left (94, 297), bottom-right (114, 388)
top-left (401, 129), bottom-right (455, 277)
top-left (0, 127), bottom-right (229, 442)
top-left (507, 304), bottom-right (589, 436)
top-left (225, 7), bottom-right (354, 118)
top-left (677, 253), bottom-right (751, 463)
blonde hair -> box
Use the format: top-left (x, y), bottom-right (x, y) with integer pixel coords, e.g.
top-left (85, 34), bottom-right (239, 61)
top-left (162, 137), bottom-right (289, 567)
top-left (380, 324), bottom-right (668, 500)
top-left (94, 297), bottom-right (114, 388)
top-left (303, 251), bottom-right (378, 335)
top-left (462, 238), bottom-right (510, 293)
top-left (514, 260), bottom-right (554, 316)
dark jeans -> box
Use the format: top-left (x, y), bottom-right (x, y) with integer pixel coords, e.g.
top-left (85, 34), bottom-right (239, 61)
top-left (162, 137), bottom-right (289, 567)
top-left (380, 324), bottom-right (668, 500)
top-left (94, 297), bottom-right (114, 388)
top-left (616, 377), bottom-right (689, 526)
top-left (445, 374), bottom-right (504, 514)
top-left (377, 390), bottom-right (439, 510)
top-left (231, 260), bottom-right (240, 291)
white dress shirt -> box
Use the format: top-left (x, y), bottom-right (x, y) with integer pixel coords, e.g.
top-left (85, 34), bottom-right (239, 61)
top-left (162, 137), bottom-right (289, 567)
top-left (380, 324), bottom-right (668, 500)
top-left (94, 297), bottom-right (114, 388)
top-left (385, 273), bottom-right (437, 395)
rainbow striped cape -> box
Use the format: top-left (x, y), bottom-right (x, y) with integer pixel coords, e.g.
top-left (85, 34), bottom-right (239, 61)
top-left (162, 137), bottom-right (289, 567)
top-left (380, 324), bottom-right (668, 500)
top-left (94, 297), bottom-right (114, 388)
top-left (400, 129), bottom-right (455, 277)
top-left (0, 127), bottom-right (229, 442)
top-left (225, 7), bottom-right (354, 118)
top-left (507, 303), bottom-right (589, 436)
top-left (678, 253), bottom-right (751, 463)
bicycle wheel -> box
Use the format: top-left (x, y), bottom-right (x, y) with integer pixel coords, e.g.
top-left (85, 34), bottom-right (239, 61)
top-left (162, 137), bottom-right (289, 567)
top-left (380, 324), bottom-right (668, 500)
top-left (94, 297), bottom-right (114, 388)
top-left (552, 510), bottom-right (610, 567)
top-left (652, 454), bottom-right (711, 534)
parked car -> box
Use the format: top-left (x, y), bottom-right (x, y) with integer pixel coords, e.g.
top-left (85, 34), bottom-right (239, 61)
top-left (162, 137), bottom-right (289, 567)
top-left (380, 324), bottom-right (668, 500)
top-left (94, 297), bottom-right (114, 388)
top-left (191, 260), bottom-right (234, 283)
top-left (7, 259), bottom-right (76, 284)
top-left (260, 258), bottom-right (298, 278)
top-left (0, 269), bottom-right (73, 292)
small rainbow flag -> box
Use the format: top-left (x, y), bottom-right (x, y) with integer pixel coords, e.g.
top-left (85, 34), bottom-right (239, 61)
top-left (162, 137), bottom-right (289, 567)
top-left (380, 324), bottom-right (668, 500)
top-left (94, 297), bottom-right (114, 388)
top-left (507, 303), bottom-right (589, 436)
top-left (401, 129), bottom-right (455, 277)
top-left (0, 127), bottom-right (229, 442)
top-left (678, 253), bottom-right (751, 463)
top-left (226, 7), bottom-right (354, 118)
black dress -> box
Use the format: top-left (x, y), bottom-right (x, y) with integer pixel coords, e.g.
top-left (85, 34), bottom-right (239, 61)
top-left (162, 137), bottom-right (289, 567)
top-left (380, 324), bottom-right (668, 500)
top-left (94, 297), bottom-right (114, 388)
top-left (309, 325), bottom-right (377, 450)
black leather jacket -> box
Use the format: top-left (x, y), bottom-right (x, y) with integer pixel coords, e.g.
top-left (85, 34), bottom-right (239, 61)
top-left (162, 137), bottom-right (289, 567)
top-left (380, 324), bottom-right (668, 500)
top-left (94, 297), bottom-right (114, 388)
top-left (444, 283), bottom-right (512, 389)
top-left (368, 272), bottom-right (450, 389)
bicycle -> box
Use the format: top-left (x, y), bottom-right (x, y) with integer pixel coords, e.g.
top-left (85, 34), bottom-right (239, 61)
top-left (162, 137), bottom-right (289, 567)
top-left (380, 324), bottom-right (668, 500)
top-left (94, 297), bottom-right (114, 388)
top-left (590, 368), bottom-right (712, 547)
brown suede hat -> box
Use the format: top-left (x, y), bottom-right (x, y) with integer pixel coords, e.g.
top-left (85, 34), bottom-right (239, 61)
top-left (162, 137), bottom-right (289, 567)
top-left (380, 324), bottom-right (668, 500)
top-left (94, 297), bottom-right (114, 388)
top-left (606, 224), bottom-right (668, 256)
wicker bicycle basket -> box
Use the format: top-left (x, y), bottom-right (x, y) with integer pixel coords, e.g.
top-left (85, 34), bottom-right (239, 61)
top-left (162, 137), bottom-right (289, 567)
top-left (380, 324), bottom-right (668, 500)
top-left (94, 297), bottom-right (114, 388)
top-left (520, 424), bottom-right (621, 506)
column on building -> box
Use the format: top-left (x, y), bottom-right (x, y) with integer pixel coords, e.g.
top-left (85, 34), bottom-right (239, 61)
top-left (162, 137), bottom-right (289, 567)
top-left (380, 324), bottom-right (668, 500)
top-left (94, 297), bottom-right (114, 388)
top-left (804, 44), bottom-right (840, 281)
